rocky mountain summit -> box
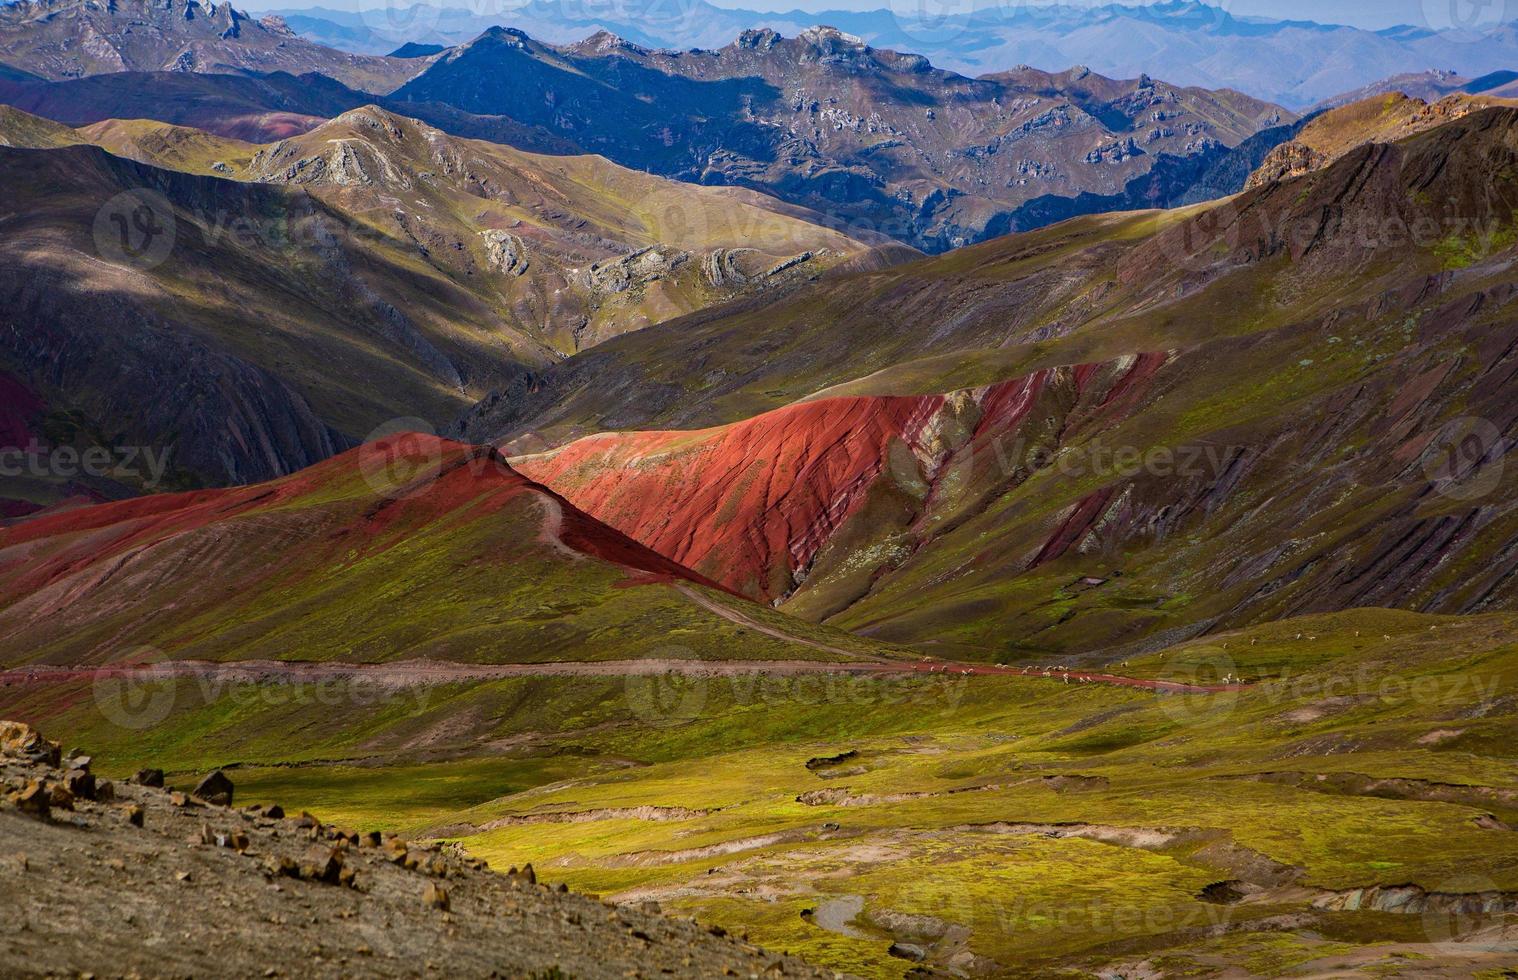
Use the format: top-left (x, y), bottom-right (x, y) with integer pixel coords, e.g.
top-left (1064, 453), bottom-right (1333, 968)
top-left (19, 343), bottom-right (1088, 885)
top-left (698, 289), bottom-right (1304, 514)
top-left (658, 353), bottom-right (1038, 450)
top-left (0, 720), bottom-right (837, 978)
top-left (0, 0), bottom-right (419, 93)
top-left (237, 104), bottom-right (872, 352)
top-left (1246, 91), bottom-right (1518, 189)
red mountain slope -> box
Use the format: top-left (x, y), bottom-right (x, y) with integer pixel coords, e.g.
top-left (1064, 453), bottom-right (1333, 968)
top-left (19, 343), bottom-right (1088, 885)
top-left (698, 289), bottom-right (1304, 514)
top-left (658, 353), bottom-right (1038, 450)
top-left (515, 355), bottom-right (1164, 605)
top-left (0, 435), bottom-right (881, 667)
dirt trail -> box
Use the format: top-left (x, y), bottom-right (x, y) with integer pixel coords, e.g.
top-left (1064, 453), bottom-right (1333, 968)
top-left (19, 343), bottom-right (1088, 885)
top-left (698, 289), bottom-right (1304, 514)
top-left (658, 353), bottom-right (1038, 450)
top-left (673, 583), bottom-right (884, 662)
top-left (534, 493), bottom-right (581, 562)
top-left (0, 658), bottom-right (1247, 694)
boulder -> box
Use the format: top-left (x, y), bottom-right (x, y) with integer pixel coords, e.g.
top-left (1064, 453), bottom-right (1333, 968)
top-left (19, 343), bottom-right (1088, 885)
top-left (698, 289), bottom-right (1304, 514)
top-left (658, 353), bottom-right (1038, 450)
top-left (193, 770), bottom-right (235, 806)
top-left (64, 769), bottom-right (96, 802)
top-left (9, 780), bottom-right (49, 820)
top-left (423, 882), bottom-right (450, 911)
top-left (299, 846), bottom-right (344, 884)
top-left (263, 854), bottom-right (299, 879)
top-left (0, 721), bottom-right (60, 767)
top-left (45, 782), bottom-right (74, 811)
top-left (132, 768), bottom-right (165, 788)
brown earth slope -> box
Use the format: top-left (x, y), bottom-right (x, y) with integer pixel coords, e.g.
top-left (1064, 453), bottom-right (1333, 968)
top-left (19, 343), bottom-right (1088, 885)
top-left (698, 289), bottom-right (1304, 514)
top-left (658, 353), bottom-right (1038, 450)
top-left (0, 722), bottom-right (834, 978)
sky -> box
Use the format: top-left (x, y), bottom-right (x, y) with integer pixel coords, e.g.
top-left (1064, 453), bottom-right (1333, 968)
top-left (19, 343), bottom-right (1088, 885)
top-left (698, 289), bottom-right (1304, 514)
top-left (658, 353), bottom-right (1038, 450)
top-left (242, 0), bottom-right (1510, 33)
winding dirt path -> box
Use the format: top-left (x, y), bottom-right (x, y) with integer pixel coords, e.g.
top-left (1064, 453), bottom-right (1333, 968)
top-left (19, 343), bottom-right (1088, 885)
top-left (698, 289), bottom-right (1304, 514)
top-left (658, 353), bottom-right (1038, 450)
top-left (672, 583), bottom-right (885, 662)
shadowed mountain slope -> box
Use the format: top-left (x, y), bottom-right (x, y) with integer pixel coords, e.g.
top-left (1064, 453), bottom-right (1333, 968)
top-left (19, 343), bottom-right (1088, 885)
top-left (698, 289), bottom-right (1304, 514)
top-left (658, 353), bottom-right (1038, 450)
top-left (0, 434), bottom-right (885, 667)
top-left (0, 103), bottom-right (881, 512)
top-left (0, 138), bottom-right (525, 493)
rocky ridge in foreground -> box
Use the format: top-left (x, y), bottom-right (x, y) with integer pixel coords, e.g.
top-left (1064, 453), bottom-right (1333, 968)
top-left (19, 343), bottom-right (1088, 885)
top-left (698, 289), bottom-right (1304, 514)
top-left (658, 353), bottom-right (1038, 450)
top-left (0, 721), bottom-right (838, 979)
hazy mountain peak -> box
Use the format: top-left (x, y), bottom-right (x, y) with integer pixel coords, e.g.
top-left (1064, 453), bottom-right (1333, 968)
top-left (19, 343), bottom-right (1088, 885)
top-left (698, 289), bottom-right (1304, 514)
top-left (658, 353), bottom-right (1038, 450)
top-left (734, 27), bottom-right (781, 51)
top-left (795, 25), bottom-right (865, 47)
top-left (570, 29), bottom-right (647, 56)
top-left (0, 0), bottom-right (417, 91)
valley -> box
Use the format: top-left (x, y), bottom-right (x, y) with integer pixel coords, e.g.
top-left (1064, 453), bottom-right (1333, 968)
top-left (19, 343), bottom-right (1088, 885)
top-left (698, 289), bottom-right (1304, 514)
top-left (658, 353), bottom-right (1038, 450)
top-left (3, 608), bottom-right (1515, 977)
top-left (1, 1), bottom-right (1517, 976)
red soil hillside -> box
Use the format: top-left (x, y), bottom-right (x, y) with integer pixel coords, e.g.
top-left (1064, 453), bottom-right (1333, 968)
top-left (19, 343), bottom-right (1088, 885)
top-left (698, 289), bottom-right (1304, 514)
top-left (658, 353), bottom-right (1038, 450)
top-left (0, 434), bottom-right (877, 667)
top-left (515, 354), bottom-right (1165, 607)
top-left (517, 396), bottom-right (946, 599)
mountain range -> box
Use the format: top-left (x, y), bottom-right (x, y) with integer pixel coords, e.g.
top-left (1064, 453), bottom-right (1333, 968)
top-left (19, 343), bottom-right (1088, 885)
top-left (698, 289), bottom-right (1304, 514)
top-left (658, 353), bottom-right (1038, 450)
top-left (258, 0), bottom-right (1518, 108)
top-left (388, 25), bottom-right (1290, 252)
top-left (0, 0), bottom-right (1298, 253)
top-left (0, 0), bottom-right (420, 91)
